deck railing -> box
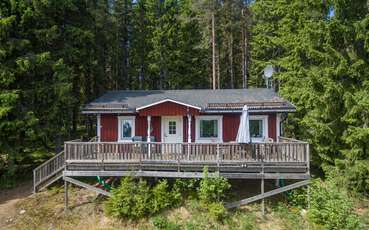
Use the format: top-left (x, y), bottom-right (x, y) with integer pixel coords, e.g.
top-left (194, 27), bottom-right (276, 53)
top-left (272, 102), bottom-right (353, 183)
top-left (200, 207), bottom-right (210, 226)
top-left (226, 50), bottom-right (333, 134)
top-left (64, 141), bottom-right (309, 164)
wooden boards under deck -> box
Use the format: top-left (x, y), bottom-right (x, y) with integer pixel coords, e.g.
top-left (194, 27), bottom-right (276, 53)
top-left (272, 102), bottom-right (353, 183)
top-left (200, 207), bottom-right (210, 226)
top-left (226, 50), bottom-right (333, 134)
top-left (65, 160), bottom-right (309, 176)
top-left (64, 170), bottom-right (310, 179)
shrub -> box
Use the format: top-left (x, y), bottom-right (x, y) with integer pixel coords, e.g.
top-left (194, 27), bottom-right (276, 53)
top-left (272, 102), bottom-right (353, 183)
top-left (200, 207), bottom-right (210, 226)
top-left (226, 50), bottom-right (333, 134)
top-left (198, 167), bottom-right (231, 204)
top-left (132, 179), bottom-right (152, 218)
top-left (288, 187), bottom-right (308, 208)
top-left (104, 177), bottom-right (151, 219)
top-left (173, 178), bottom-right (199, 200)
top-left (208, 202), bottom-right (228, 221)
top-left (105, 177), bottom-right (184, 219)
top-left (308, 179), bottom-right (363, 230)
top-left (151, 180), bottom-right (176, 213)
top-left (152, 216), bottom-right (181, 230)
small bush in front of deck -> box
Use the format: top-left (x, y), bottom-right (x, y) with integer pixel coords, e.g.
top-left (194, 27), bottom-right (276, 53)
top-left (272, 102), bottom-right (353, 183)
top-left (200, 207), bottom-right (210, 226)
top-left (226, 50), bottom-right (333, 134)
top-left (104, 177), bottom-right (151, 219)
top-left (151, 180), bottom-right (180, 213)
top-left (173, 178), bottom-right (199, 200)
top-left (197, 167), bottom-right (231, 221)
top-left (105, 177), bottom-right (181, 219)
top-left (198, 167), bottom-right (231, 205)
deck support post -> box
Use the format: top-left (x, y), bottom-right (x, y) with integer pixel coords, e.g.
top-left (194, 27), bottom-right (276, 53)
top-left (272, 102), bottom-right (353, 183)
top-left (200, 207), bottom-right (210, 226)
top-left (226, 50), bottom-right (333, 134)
top-left (33, 170), bottom-right (37, 194)
top-left (261, 177), bottom-right (265, 216)
top-left (261, 162), bottom-right (265, 216)
top-left (64, 179), bottom-right (69, 213)
top-left (147, 116), bottom-right (151, 158)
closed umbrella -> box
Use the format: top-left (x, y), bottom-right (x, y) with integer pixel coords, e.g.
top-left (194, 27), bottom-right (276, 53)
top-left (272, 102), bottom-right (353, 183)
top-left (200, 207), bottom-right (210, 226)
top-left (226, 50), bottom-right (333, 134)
top-left (236, 105), bottom-right (251, 143)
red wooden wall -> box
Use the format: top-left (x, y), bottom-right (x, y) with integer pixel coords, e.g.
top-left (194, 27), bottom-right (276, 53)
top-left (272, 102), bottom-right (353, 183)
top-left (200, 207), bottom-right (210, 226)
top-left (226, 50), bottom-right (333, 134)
top-left (151, 117), bottom-right (161, 142)
top-left (138, 101), bottom-right (199, 116)
top-left (268, 114), bottom-right (277, 141)
top-left (222, 113), bottom-right (277, 142)
top-left (100, 114), bottom-right (118, 141)
top-left (100, 113), bottom-right (277, 142)
top-left (223, 114), bottom-right (241, 142)
top-left (135, 115), bottom-right (147, 137)
top-left (100, 115), bottom-right (161, 142)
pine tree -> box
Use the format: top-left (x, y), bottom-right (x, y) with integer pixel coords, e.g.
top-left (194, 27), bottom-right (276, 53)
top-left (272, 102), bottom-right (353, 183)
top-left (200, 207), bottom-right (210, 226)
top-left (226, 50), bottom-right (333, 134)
top-left (250, 0), bottom-right (369, 193)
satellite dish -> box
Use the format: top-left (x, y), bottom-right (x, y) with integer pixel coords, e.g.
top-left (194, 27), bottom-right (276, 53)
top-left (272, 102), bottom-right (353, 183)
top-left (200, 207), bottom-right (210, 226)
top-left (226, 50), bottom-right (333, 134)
top-left (263, 65), bottom-right (274, 79)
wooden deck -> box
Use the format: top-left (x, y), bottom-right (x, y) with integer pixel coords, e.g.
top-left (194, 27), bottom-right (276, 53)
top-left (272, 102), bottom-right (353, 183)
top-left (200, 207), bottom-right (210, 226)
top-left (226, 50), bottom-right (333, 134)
top-left (63, 137), bottom-right (310, 179)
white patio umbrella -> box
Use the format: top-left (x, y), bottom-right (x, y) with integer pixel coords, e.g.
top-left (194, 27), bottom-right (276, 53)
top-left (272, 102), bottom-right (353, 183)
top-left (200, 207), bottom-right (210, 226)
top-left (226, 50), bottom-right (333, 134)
top-left (236, 105), bottom-right (251, 143)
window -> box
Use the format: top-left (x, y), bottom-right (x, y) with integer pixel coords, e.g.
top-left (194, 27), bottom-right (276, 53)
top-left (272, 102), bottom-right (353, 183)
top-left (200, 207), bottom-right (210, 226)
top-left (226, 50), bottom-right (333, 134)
top-left (169, 121), bottom-right (176, 134)
top-left (249, 116), bottom-right (268, 142)
top-left (118, 116), bottom-right (135, 141)
top-left (250, 120), bottom-right (263, 138)
top-left (200, 120), bottom-right (218, 138)
top-left (196, 116), bottom-right (222, 142)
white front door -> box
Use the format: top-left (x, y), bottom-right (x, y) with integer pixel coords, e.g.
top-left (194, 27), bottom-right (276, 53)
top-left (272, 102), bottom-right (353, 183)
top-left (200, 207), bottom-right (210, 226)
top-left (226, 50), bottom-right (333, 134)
top-left (162, 116), bottom-right (183, 143)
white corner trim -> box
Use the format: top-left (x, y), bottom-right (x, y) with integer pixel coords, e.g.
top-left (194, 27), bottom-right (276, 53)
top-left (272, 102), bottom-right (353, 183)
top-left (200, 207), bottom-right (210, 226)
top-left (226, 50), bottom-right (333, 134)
top-left (97, 114), bottom-right (101, 142)
top-left (195, 115), bottom-right (223, 143)
top-left (118, 116), bottom-right (136, 142)
top-left (276, 113), bottom-right (281, 141)
top-left (249, 115), bottom-right (268, 142)
top-left (136, 99), bottom-right (201, 111)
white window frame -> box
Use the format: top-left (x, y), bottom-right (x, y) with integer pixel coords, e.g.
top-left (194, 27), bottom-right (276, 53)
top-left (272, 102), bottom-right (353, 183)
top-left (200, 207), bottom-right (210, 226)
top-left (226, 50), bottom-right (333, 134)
top-left (249, 115), bottom-right (268, 143)
top-left (195, 115), bottom-right (223, 143)
top-left (118, 116), bottom-right (136, 142)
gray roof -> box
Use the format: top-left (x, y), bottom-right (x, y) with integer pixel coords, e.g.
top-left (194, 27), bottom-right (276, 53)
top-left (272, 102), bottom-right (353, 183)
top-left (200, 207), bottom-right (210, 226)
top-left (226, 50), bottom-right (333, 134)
top-left (82, 88), bottom-right (295, 114)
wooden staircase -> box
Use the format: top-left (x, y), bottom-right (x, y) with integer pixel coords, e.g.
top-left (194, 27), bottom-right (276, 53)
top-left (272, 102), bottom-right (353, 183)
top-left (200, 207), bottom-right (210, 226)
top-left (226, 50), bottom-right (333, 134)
top-left (33, 138), bottom-right (97, 193)
top-left (33, 150), bottom-right (65, 193)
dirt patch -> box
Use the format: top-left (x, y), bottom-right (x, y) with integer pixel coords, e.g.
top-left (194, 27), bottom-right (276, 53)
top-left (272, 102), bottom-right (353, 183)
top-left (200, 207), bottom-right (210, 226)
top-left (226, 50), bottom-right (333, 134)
top-left (0, 181), bottom-right (32, 228)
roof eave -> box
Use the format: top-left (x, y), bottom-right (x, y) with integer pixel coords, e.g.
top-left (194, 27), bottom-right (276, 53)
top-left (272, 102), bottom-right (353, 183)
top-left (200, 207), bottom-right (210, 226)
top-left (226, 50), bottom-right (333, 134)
top-left (203, 108), bottom-right (296, 113)
top-left (81, 109), bottom-right (136, 114)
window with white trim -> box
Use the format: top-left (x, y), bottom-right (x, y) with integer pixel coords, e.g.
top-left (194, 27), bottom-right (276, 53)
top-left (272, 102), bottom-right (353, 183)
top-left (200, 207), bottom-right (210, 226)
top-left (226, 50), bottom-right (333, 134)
top-left (249, 115), bottom-right (268, 142)
top-left (196, 116), bottom-right (222, 142)
top-left (118, 116), bottom-right (135, 141)
top-left (200, 120), bottom-right (218, 138)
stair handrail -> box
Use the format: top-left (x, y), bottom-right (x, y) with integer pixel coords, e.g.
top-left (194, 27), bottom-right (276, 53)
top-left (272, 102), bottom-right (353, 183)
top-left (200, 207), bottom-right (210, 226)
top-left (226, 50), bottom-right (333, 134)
top-left (33, 150), bottom-right (65, 192)
top-left (33, 137), bottom-right (96, 192)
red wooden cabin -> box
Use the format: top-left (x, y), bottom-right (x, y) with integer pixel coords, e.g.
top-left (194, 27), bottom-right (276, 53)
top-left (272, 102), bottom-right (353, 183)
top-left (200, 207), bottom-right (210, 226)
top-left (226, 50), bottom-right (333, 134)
top-left (34, 88), bottom-right (310, 200)
top-left (82, 89), bottom-right (295, 144)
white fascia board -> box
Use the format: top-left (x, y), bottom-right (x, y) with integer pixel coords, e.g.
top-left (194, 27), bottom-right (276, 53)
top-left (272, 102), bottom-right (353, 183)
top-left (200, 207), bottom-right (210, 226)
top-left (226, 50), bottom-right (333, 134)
top-left (136, 99), bottom-right (201, 111)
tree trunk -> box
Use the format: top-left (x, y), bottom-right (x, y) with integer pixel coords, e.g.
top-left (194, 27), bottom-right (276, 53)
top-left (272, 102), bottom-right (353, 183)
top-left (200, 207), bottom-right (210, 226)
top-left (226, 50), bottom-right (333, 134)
top-left (241, 8), bottom-right (248, 89)
top-left (212, 10), bottom-right (216, 90)
top-left (217, 45), bottom-right (220, 89)
top-left (229, 33), bottom-right (234, 88)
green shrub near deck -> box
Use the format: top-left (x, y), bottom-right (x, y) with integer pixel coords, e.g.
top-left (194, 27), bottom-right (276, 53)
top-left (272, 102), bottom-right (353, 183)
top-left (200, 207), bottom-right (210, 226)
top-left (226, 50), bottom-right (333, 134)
top-left (105, 177), bottom-right (183, 219)
top-left (198, 167), bottom-right (231, 205)
top-left (104, 177), bottom-right (151, 219)
top-left (104, 168), bottom-right (231, 220)
top-left (308, 179), bottom-right (363, 230)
